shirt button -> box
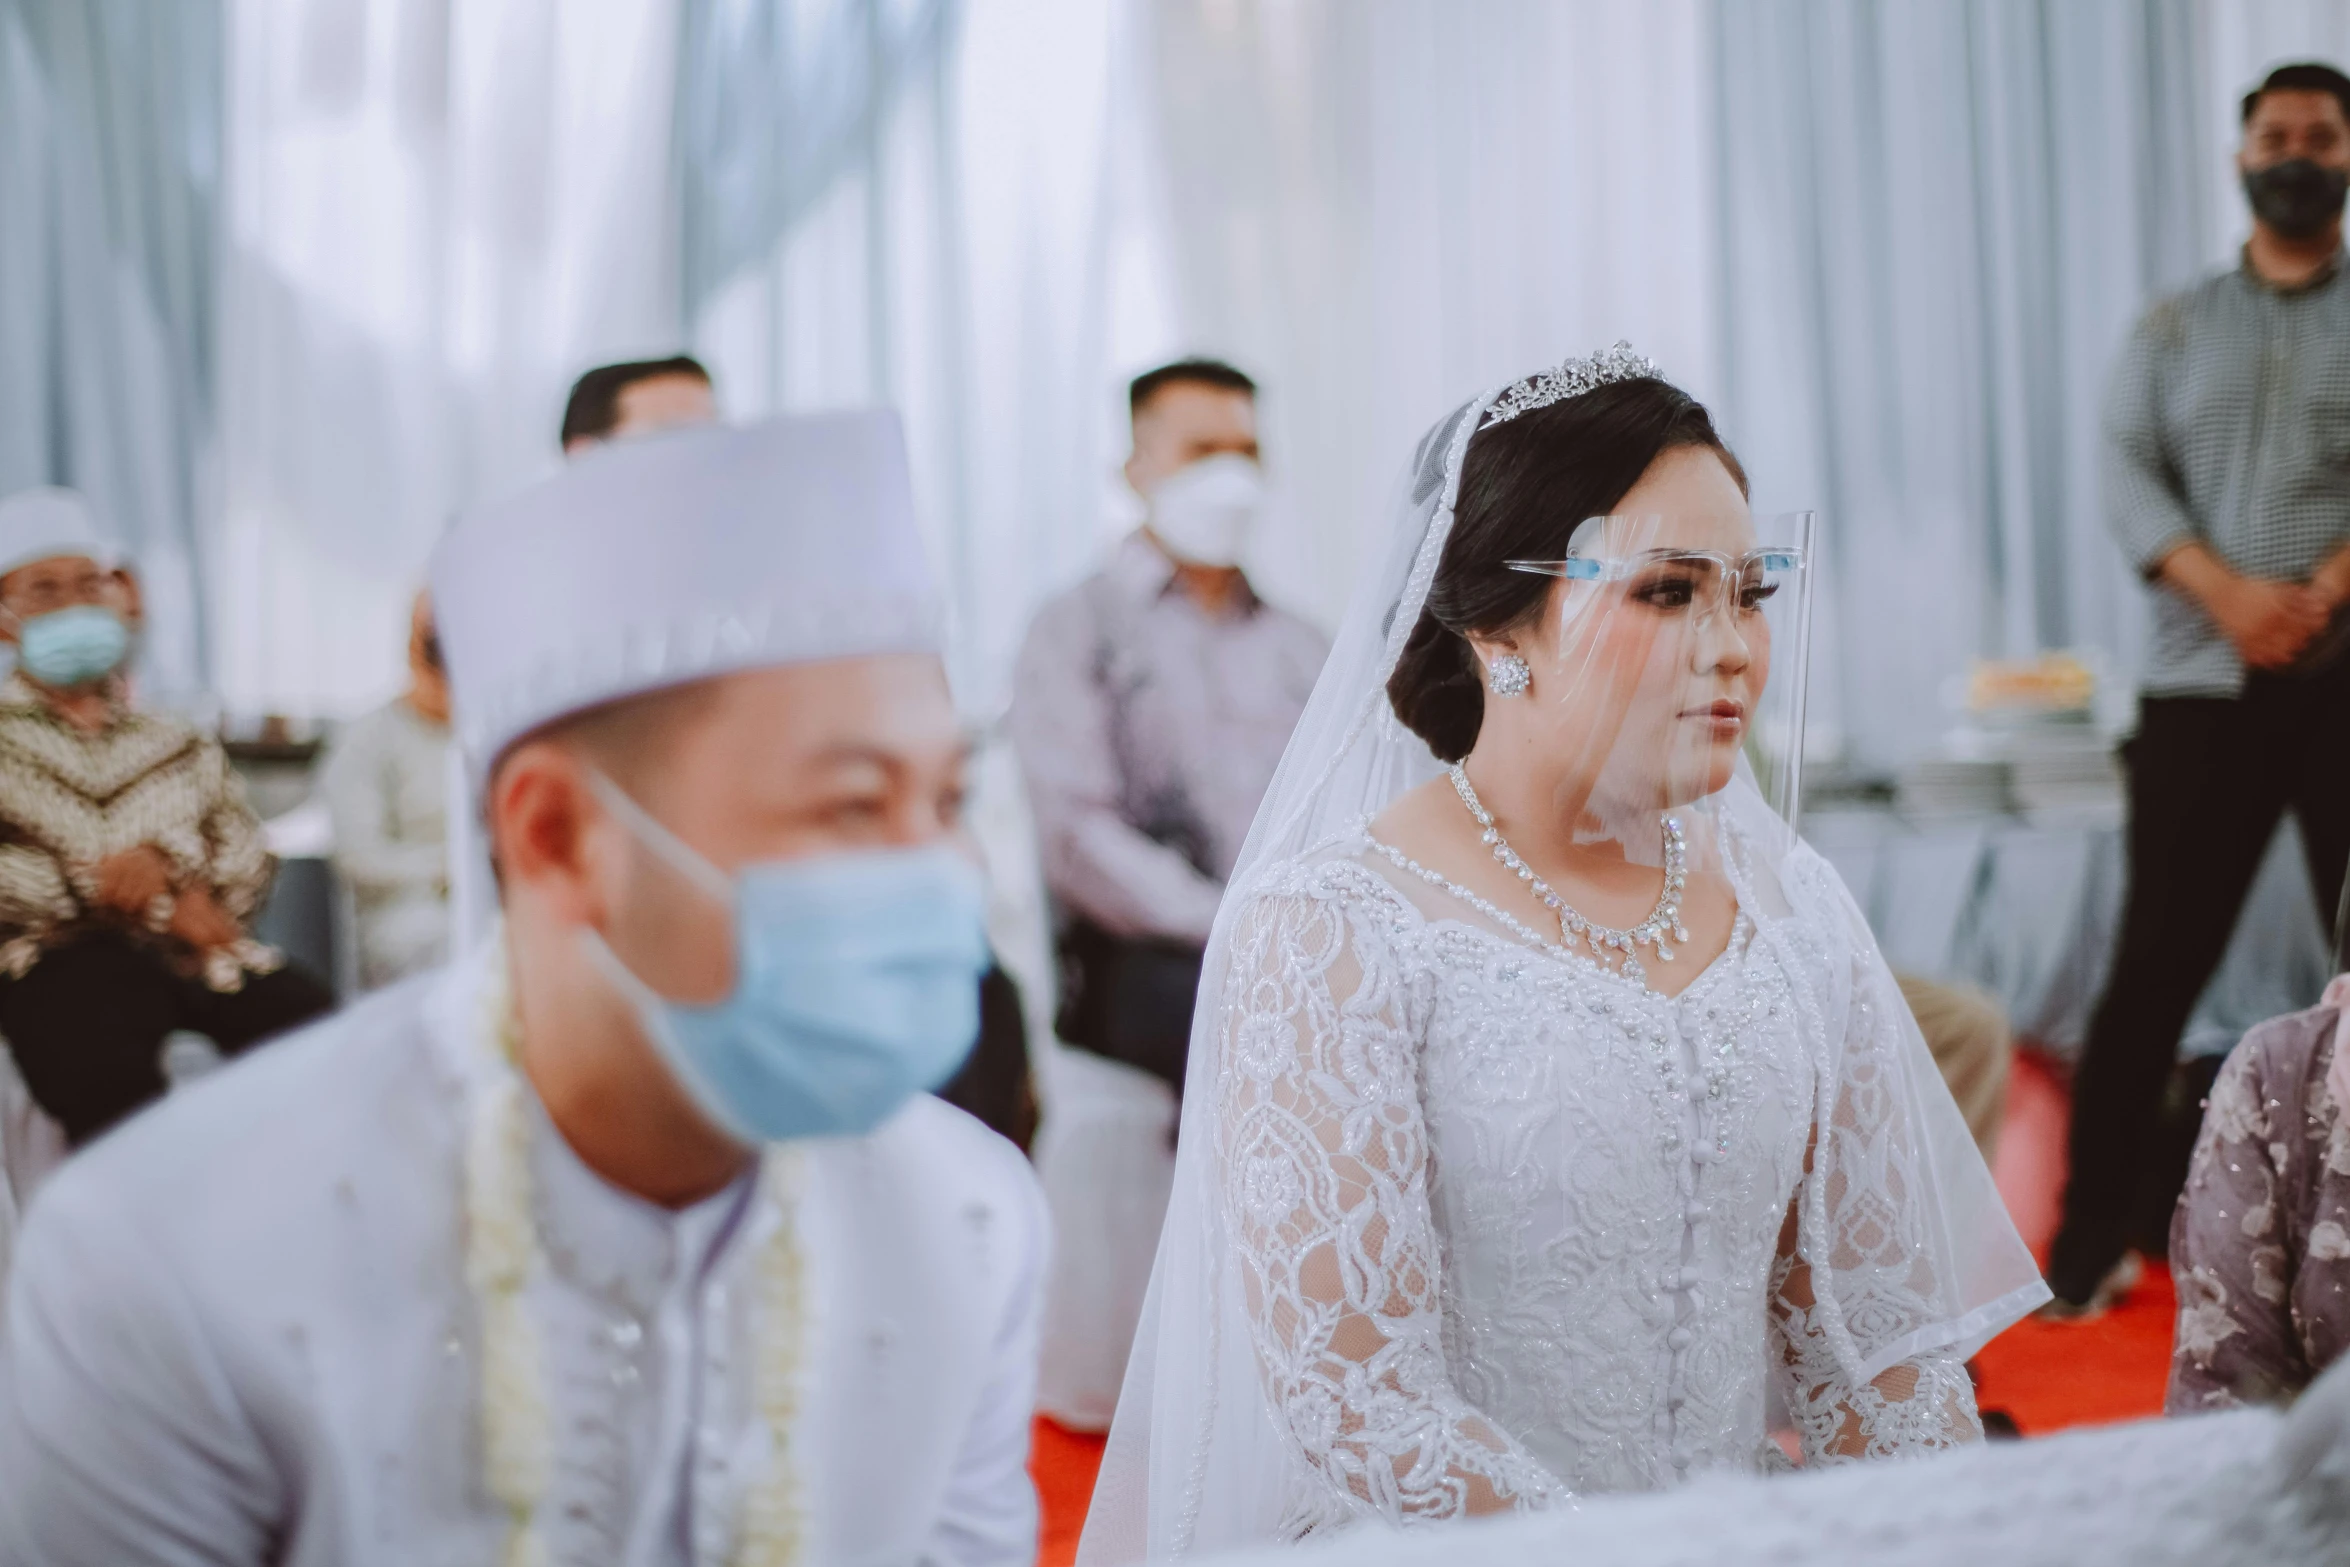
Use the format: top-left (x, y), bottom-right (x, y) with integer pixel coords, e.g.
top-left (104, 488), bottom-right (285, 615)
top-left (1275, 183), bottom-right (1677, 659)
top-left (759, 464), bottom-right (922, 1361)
top-left (1689, 1143), bottom-right (1714, 1166)
top-left (1668, 1327), bottom-right (1693, 1350)
top-left (1671, 1446), bottom-right (1694, 1470)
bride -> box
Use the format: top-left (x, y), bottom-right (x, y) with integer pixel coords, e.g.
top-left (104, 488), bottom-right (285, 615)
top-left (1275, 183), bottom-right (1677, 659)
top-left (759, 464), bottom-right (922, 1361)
top-left (1079, 347), bottom-right (2047, 1560)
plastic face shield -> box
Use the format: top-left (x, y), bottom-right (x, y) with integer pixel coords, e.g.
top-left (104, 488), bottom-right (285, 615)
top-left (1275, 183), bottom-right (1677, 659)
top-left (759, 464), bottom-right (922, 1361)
top-left (1495, 510), bottom-right (1816, 859)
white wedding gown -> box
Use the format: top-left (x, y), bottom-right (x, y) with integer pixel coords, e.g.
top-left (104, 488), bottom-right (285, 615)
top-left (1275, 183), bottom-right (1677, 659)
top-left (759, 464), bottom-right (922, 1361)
top-left (1217, 814), bottom-right (1993, 1530)
top-left (1079, 369), bottom-right (2043, 1562)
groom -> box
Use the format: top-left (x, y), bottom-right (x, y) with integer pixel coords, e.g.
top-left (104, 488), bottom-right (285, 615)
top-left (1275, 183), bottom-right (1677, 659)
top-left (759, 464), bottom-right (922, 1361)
top-left (0, 415), bottom-right (1048, 1564)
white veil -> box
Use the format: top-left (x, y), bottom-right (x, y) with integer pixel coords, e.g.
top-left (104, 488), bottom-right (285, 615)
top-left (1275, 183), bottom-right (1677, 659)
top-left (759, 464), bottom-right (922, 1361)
top-left (1078, 356), bottom-right (2047, 1561)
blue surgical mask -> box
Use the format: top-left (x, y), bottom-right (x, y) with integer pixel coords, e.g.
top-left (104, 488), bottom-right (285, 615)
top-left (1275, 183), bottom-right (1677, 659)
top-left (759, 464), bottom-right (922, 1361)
top-left (580, 771), bottom-right (990, 1143)
top-left (16, 605), bottom-right (130, 688)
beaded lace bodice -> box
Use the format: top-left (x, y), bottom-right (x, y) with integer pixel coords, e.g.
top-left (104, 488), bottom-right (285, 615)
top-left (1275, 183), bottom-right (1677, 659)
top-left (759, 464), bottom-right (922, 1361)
top-left (1215, 824), bottom-right (1981, 1532)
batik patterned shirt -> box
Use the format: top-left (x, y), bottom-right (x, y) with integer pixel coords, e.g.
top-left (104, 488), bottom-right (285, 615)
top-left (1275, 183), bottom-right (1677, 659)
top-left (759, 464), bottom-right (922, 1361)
top-left (0, 675), bottom-right (280, 992)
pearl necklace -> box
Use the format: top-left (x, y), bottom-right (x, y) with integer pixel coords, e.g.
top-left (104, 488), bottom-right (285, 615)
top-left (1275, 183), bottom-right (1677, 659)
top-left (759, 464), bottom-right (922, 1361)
top-left (464, 949), bottom-right (809, 1567)
top-left (1449, 765), bottom-right (1688, 988)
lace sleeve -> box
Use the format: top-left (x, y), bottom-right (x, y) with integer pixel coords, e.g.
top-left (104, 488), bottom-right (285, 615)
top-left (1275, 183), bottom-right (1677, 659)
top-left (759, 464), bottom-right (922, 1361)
top-left (1217, 874), bottom-right (1566, 1524)
top-left (1770, 1193), bottom-right (1982, 1463)
top-left (1767, 905), bottom-right (1984, 1464)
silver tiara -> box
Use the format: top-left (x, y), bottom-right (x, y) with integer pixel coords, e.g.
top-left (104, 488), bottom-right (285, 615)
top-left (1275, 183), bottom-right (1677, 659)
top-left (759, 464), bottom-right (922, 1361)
top-left (1479, 341), bottom-right (1660, 429)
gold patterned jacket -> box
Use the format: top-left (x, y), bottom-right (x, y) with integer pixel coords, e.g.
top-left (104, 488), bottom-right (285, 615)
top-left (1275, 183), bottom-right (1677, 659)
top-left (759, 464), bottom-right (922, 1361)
top-left (0, 675), bottom-right (282, 992)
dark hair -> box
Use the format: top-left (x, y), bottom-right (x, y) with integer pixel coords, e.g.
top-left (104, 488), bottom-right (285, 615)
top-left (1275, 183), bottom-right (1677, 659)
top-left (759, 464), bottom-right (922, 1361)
top-left (1129, 357), bottom-right (1256, 417)
top-left (1385, 377), bottom-right (1748, 763)
top-left (559, 355), bottom-right (713, 448)
top-left (2242, 62), bottom-right (2350, 127)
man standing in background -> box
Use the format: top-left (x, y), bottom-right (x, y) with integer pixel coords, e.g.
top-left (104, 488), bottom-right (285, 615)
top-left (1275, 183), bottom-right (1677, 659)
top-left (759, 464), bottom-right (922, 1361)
top-left (2048, 62), bottom-right (2350, 1317)
top-left (1013, 359), bottom-right (1325, 1106)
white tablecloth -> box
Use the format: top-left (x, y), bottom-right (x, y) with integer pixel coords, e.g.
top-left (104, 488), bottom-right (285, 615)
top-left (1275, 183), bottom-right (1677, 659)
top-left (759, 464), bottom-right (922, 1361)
top-left (1809, 807), bottom-right (2332, 1060)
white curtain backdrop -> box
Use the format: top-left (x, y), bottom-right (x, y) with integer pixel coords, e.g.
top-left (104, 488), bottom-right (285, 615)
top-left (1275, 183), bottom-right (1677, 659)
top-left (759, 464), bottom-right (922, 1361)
top-left (218, 0), bottom-right (681, 720)
top-left (1135, 0), bottom-right (2350, 772)
top-left (0, 0), bottom-right (219, 704)
top-left (1711, 0), bottom-right (2213, 768)
top-left (685, 0), bottom-right (1168, 718)
top-left (1135, 0), bottom-right (1720, 635)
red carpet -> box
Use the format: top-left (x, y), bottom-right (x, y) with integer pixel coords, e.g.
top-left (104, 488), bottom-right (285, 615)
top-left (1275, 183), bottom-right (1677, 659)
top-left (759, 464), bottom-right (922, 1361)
top-left (1028, 1047), bottom-right (2178, 1563)
top-left (1972, 1048), bottom-right (2176, 1431)
top-left (1032, 1417), bottom-right (1106, 1567)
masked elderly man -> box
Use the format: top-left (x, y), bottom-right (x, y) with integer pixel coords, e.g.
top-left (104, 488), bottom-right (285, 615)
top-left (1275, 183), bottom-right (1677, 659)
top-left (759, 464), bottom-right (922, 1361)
top-left (0, 417), bottom-right (1048, 1565)
top-left (0, 488), bottom-right (330, 1147)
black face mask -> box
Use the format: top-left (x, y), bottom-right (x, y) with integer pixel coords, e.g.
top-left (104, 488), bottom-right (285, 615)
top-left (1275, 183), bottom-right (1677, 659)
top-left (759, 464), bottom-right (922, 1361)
top-left (2243, 157), bottom-right (2350, 239)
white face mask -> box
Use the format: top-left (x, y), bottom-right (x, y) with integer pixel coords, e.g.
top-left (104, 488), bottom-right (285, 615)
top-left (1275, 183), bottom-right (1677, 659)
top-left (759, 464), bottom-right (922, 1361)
top-left (1146, 453), bottom-right (1265, 568)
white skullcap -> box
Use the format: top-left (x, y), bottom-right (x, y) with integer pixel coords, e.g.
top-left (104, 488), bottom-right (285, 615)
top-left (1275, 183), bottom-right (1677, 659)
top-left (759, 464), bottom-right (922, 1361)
top-left (0, 487), bottom-right (122, 580)
top-left (429, 411), bottom-right (942, 781)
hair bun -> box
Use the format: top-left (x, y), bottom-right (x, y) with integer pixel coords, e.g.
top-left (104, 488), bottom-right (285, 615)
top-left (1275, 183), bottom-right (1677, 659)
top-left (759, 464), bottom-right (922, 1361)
top-left (1387, 609), bottom-right (1485, 764)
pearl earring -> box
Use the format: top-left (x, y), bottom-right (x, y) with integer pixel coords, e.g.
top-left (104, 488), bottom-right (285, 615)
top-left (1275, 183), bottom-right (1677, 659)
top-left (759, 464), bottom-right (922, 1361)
top-left (1486, 653), bottom-right (1531, 698)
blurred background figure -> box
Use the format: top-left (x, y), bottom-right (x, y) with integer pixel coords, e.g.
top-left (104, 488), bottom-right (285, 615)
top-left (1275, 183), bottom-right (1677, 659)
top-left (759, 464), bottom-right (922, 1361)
top-left (1011, 359), bottom-right (1326, 1426)
top-left (2047, 61), bottom-right (2350, 1319)
top-left (318, 591), bottom-right (452, 990)
top-left (2169, 980), bottom-right (2350, 1413)
top-left (0, 489), bottom-right (329, 1147)
top-left (1015, 359), bottom-right (1325, 1103)
top-left (1899, 973), bottom-right (2016, 1164)
top-left (560, 354), bottom-right (720, 455)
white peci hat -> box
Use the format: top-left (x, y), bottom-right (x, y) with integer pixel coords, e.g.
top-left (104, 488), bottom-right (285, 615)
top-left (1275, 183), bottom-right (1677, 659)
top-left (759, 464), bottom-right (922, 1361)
top-left (0, 488), bottom-right (122, 581)
top-left (428, 411), bottom-right (943, 785)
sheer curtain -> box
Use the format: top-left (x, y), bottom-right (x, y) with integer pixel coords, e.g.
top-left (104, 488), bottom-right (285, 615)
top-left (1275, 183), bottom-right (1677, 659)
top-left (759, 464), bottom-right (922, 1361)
top-left (1710, 0), bottom-right (2212, 767)
top-left (683, 0), bottom-right (1158, 718)
top-left (217, 0), bottom-right (681, 720)
top-left (1713, 0), bottom-right (2350, 770)
top-left (1136, 0), bottom-right (1720, 632)
top-left (0, 0), bottom-right (220, 702)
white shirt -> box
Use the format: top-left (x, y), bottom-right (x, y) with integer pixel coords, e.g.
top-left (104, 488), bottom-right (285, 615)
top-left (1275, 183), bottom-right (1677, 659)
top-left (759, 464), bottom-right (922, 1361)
top-left (0, 947), bottom-right (1049, 1566)
top-left (317, 698), bottom-right (453, 988)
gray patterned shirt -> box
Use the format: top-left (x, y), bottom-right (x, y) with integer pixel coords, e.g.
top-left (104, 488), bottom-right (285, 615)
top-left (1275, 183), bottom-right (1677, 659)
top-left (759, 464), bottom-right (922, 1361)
top-left (1011, 535), bottom-right (1326, 945)
top-left (2107, 251), bottom-right (2350, 696)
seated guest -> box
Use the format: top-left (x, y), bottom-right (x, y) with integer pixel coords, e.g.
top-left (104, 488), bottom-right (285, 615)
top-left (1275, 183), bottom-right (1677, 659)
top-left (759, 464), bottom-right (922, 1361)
top-left (559, 353), bottom-right (719, 454)
top-left (2170, 987), bottom-right (2350, 1411)
top-left (0, 488), bottom-right (332, 1145)
top-left (318, 591), bottom-right (452, 988)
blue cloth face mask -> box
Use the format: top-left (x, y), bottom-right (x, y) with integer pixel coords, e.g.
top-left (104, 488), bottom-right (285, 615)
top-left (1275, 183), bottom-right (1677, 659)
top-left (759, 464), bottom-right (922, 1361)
top-left (579, 770), bottom-right (990, 1144)
top-left (16, 605), bottom-right (130, 688)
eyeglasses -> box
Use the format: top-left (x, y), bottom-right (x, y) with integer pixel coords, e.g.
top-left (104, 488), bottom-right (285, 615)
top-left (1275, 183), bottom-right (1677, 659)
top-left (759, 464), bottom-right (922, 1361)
top-left (0, 565), bottom-right (128, 622)
top-left (1506, 548), bottom-right (1804, 618)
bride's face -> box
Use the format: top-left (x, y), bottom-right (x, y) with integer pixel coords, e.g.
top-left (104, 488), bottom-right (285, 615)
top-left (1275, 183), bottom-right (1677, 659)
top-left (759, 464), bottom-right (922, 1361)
top-left (1483, 446), bottom-right (1768, 815)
